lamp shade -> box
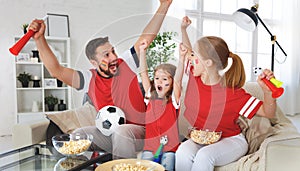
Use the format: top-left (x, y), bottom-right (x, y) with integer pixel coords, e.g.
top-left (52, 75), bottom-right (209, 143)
top-left (233, 8), bottom-right (258, 32)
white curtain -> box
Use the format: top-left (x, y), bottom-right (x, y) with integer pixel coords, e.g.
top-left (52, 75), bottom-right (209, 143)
top-left (277, 0), bottom-right (300, 115)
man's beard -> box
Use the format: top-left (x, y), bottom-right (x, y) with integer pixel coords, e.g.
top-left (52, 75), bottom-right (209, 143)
top-left (99, 63), bottom-right (119, 78)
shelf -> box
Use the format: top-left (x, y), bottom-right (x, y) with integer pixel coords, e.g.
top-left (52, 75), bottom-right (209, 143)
top-left (14, 36), bottom-right (72, 124)
top-left (44, 87), bottom-right (68, 90)
top-left (16, 62), bottom-right (42, 65)
top-left (16, 87), bottom-right (43, 90)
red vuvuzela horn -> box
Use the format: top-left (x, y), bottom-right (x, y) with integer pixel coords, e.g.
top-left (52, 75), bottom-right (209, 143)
top-left (9, 15), bottom-right (48, 56)
top-left (262, 78), bottom-right (284, 98)
top-left (9, 30), bottom-right (35, 56)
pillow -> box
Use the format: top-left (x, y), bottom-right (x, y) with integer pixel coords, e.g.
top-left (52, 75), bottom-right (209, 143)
top-left (45, 102), bottom-right (97, 134)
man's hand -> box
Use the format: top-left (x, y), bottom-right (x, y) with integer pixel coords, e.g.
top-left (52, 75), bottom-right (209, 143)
top-left (28, 19), bottom-right (46, 40)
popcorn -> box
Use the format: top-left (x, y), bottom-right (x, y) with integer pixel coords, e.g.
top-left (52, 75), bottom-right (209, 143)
top-left (57, 139), bottom-right (91, 155)
top-left (58, 158), bottom-right (86, 170)
top-left (112, 163), bottom-right (151, 171)
top-left (190, 129), bottom-right (222, 145)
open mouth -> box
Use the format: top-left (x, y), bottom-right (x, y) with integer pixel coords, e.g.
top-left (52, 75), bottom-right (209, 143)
top-left (157, 85), bottom-right (162, 91)
top-left (109, 64), bottom-right (117, 69)
top-left (190, 65), bottom-right (194, 74)
top-left (108, 61), bottom-right (118, 70)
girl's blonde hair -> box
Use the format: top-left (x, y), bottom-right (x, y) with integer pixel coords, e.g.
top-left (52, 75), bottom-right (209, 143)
top-left (195, 36), bottom-right (246, 88)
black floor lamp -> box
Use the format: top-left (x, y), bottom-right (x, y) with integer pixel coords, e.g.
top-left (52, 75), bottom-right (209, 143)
top-left (232, 4), bottom-right (287, 71)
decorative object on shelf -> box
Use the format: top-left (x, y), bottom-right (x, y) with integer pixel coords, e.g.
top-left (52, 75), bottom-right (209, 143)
top-left (232, 3), bottom-right (287, 71)
top-left (44, 78), bottom-right (57, 88)
top-left (32, 50), bottom-right (40, 62)
top-left (17, 71), bottom-right (32, 87)
top-left (45, 95), bottom-right (58, 111)
top-left (31, 101), bottom-right (39, 112)
top-left (16, 53), bottom-right (30, 62)
top-left (47, 13), bottom-right (70, 37)
top-left (58, 100), bottom-right (67, 111)
top-left (57, 79), bottom-right (63, 87)
top-left (32, 75), bottom-right (41, 87)
top-left (30, 57), bottom-right (38, 63)
top-left (22, 23), bottom-right (29, 34)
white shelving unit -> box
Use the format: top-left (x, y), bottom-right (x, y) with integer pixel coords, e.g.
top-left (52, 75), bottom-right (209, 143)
top-left (13, 36), bottom-right (72, 123)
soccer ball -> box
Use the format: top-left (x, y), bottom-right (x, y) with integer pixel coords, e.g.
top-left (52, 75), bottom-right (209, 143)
top-left (95, 105), bottom-right (126, 136)
top-left (253, 67), bottom-right (262, 76)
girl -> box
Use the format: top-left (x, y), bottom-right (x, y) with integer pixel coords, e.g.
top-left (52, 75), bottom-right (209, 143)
top-left (138, 38), bottom-right (187, 170)
top-left (176, 16), bottom-right (277, 171)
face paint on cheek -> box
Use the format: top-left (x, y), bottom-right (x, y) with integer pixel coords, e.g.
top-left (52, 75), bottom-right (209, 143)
top-left (192, 59), bottom-right (199, 65)
top-left (100, 61), bottom-right (108, 68)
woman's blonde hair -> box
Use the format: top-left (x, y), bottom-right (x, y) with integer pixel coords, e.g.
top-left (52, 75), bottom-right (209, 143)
top-left (195, 36), bottom-right (246, 88)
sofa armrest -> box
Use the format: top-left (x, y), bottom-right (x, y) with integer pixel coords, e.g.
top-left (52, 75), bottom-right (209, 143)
top-left (12, 120), bottom-right (50, 149)
top-left (265, 138), bottom-right (300, 171)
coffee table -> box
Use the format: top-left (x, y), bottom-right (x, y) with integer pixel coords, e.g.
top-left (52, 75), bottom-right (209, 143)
top-left (0, 144), bottom-right (112, 171)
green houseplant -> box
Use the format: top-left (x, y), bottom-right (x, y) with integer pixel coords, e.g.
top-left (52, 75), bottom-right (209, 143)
top-left (45, 95), bottom-right (58, 111)
top-left (22, 23), bottom-right (29, 34)
top-left (146, 31), bottom-right (178, 79)
top-left (17, 72), bottom-right (32, 87)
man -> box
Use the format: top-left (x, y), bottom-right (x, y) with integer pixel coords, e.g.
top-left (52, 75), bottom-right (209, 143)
top-left (28, 0), bottom-right (173, 159)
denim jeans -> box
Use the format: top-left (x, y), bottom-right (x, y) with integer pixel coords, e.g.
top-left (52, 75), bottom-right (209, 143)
top-left (142, 150), bottom-right (175, 171)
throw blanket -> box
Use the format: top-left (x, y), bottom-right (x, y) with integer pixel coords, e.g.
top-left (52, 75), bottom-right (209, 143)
top-left (234, 82), bottom-right (300, 171)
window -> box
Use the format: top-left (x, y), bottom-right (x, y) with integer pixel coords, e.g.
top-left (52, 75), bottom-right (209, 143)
top-left (162, 0), bottom-right (281, 81)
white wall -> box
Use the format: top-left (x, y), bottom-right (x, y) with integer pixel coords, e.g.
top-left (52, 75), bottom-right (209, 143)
top-left (0, 0), bottom-right (155, 135)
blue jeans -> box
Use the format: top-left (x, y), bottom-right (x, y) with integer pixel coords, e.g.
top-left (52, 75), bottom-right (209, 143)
top-left (142, 150), bottom-right (175, 171)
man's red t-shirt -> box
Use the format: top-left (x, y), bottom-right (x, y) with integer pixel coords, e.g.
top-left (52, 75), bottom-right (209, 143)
top-left (79, 47), bottom-right (146, 125)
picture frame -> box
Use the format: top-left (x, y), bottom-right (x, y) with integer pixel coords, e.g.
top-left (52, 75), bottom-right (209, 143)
top-left (16, 53), bottom-right (30, 62)
top-left (44, 78), bottom-right (57, 88)
top-left (46, 13), bottom-right (70, 37)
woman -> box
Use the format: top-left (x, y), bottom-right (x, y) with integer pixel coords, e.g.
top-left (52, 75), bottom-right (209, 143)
top-left (175, 16), bottom-right (277, 171)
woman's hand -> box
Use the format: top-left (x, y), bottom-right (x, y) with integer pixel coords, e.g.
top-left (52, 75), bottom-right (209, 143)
top-left (257, 68), bottom-right (275, 93)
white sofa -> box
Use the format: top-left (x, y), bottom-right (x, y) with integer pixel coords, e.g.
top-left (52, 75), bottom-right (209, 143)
top-left (12, 82), bottom-right (300, 171)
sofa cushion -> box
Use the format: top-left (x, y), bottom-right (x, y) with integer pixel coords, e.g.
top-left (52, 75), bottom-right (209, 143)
top-left (45, 102), bottom-right (97, 134)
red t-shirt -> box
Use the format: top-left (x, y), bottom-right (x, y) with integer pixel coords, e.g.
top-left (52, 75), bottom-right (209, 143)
top-left (143, 98), bottom-right (180, 152)
top-left (87, 58), bottom-right (146, 125)
top-left (184, 75), bottom-right (263, 137)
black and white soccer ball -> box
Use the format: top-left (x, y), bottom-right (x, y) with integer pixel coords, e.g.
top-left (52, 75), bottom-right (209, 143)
top-left (95, 105), bottom-right (126, 136)
top-left (253, 67), bottom-right (263, 76)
